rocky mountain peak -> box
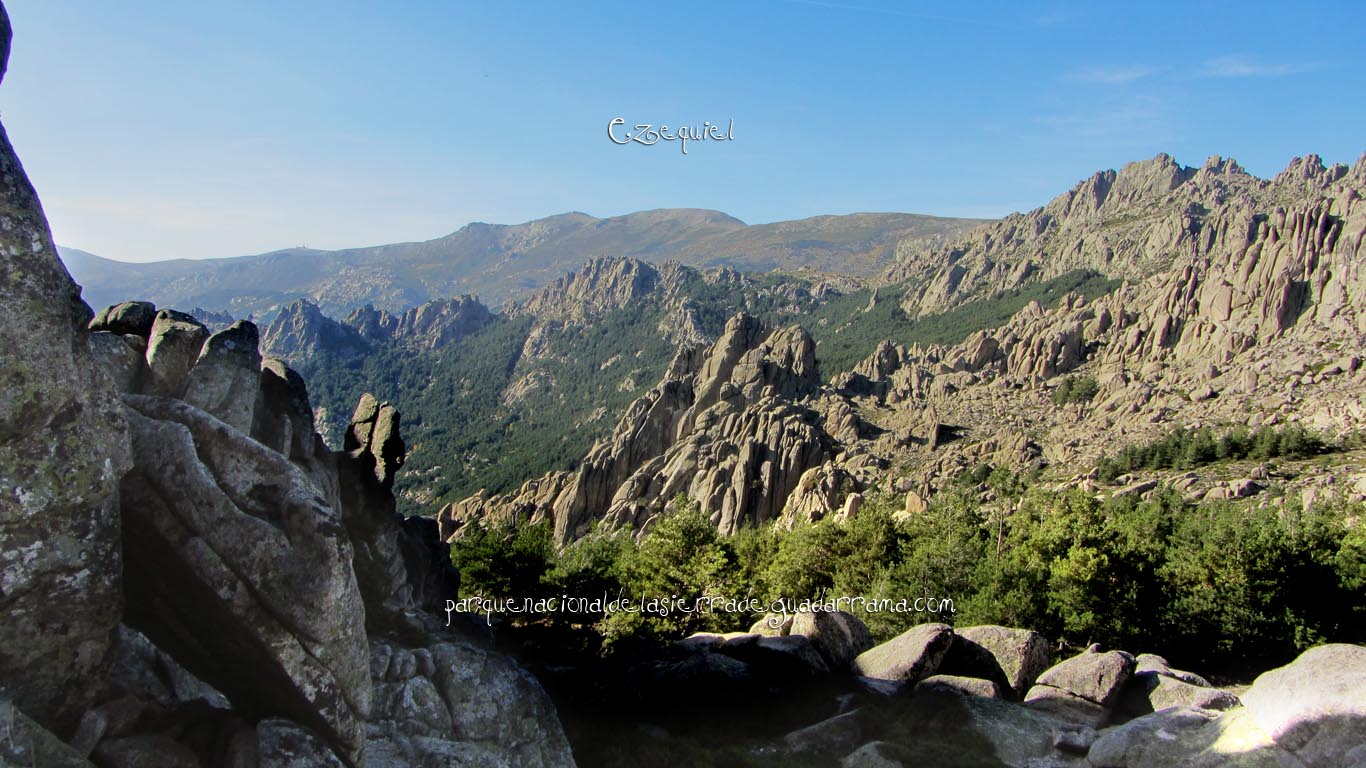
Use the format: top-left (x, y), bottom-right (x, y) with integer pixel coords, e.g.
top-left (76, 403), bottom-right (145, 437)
top-left (517, 256), bottom-right (662, 322)
top-left (1273, 152), bottom-right (1352, 191)
top-left (261, 297), bottom-right (370, 364)
top-left (345, 294), bottom-right (493, 350)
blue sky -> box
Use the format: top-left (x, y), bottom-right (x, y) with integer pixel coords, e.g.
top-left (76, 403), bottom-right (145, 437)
top-left (2, 1), bottom-right (1363, 263)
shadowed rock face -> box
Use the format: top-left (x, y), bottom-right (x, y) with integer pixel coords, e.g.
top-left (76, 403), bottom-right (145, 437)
top-left (120, 393), bottom-right (373, 764)
top-left (0, 1), bottom-right (131, 729)
top-left (0, 6), bottom-right (577, 763)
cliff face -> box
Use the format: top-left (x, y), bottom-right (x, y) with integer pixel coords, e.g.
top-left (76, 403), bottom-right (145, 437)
top-left (0, 9), bottom-right (575, 765)
top-left (850, 151), bottom-right (1366, 499)
top-left (886, 152), bottom-right (1365, 321)
top-left (0, 7), bottom-right (131, 730)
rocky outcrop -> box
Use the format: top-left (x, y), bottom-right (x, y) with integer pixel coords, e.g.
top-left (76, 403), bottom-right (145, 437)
top-left (0, 5), bottom-right (131, 734)
top-left (517, 257), bottom-right (662, 322)
top-left (144, 309), bottom-right (210, 398)
top-left (817, 150), bottom-right (1366, 505)
top-left (90, 300), bottom-right (157, 336)
top-left (655, 618), bottom-right (1323, 767)
top-left (887, 153), bottom-right (1229, 315)
top-left (689, 619), bottom-right (1350, 768)
top-left (1081, 643), bottom-right (1366, 767)
top-left (346, 295), bottom-right (494, 350)
top-left (444, 312), bottom-right (858, 544)
top-left (119, 393), bottom-right (373, 765)
top-left (184, 320), bottom-right (262, 433)
top-left (939, 625), bottom-right (1053, 701)
top-left (262, 298), bottom-right (371, 365)
top-left (95, 335), bottom-right (570, 767)
top-left (789, 609), bottom-right (875, 671)
top-left (442, 307), bottom-right (857, 541)
top-left (852, 623), bottom-right (954, 687)
top-left (366, 639), bottom-right (574, 767)
top-left (1235, 643), bottom-right (1366, 767)
top-left (0, 16), bottom-right (576, 763)
top-left (1024, 648), bottom-right (1136, 727)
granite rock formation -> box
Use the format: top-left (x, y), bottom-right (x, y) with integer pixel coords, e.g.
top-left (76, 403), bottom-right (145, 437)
top-left (0, 11), bottom-right (575, 764)
top-left (0, 4), bottom-right (130, 730)
top-left (346, 295), bottom-right (494, 350)
top-left (440, 311), bottom-right (882, 545)
top-left (262, 298), bottom-right (371, 365)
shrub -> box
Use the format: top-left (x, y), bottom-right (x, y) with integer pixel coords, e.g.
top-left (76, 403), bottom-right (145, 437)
top-left (1052, 374), bottom-right (1100, 405)
top-left (1097, 425), bottom-right (1326, 482)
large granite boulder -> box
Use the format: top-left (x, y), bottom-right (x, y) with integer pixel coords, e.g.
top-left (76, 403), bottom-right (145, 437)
top-left (782, 710), bottom-right (866, 757)
top-left (143, 310), bottom-right (209, 398)
top-left (939, 624), bottom-right (1052, 700)
top-left (118, 395), bottom-right (372, 766)
top-left (1030, 648), bottom-right (1135, 710)
top-left (914, 674), bottom-right (1005, 699)
top-left (88, 331), bottom-right (148, 393)
top-left (1117, 671), bottom-right (1239, 717)
top-left (0, 696), bottom-right (98, 768)
top-left (251, 358), bottom-right (322, 462)
top-left (366, 640), bottom-right (575, 767)
top-left (89, 300), bottom-right (156, 337)
top-left (1085, 705), bottom-right (1223, 767)
top-left (184, 320), bottom-right (262, 433)
top-left (1237, 643), bottom-right (1366, 767)
top-left (852, 623), bottom-right (953, 687)
top-left (790, 609), bottom-right (875, 671)
top-left (0, 2), bottom-right (131, 729)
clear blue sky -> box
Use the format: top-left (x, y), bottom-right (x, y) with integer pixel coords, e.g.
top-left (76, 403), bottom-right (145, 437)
top-left (2, 1), bottom-right (1363, 263)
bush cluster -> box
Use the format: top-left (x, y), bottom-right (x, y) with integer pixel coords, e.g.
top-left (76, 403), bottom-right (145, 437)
top-left (1052, 374), bottom-right (1100, 405)
top-left (451, 487), bottom-right (1365, 675)
top-left (1096, 425), bottom-right (1325, 483)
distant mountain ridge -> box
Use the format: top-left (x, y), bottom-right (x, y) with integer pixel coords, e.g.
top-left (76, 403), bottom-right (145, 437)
top-left (60, 208), bottom-right (988, 321)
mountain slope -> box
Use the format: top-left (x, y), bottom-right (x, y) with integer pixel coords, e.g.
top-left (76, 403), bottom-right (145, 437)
top-left (433, 152), bottom-right (1366, 546)
top-left (62, 209), bottom-right (987, 320)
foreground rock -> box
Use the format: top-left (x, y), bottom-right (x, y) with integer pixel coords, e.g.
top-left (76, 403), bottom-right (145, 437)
top-left (940, 625), bottom-right (1053, 700)
top-left (1237, 643), bottom-right (1366, 767)
top-left (0, 14), bottom-right (578, 760)
top-left (852, 623), bottom-right (953, 687)
top-left (1083, 656), bottom-right (1366, 768)
top-left (0, 2), bottom-right (131, 730)
top-left (790, 609), bottom-right (876, 671)
top-left (1028, 647), bottom-right (1135, 712)
top-left (120, 394), bottom-right (373, 764)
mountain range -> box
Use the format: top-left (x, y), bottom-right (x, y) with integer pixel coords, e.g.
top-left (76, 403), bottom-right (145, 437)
top-left (60, 209), bottom-right (986, 321)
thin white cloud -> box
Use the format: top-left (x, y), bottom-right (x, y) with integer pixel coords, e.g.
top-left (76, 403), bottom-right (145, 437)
top-left (776, 0), bottom-right (987, 26)
top-left (1198, 55), bottom-right (1315, 78)
top-left (1065, 66), bottom-right (1162, 85)
top-left (1032, 95), bottom-right (1170, 143)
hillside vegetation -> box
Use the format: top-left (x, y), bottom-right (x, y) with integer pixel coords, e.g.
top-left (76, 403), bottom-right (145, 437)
top-left (302, 267), bottom-right (1119, 510)
top-left (453, 466), bottom-right (1366, 678)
